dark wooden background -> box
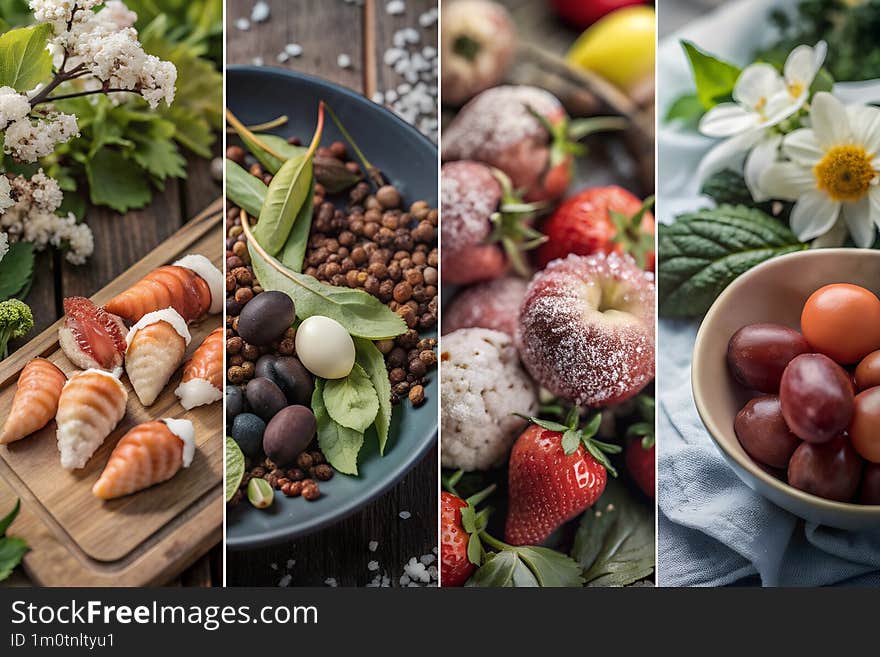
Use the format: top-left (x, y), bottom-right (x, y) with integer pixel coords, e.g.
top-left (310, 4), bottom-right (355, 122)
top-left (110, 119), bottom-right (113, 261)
top-left (225, 0), bottom-right (439, 587)
top-left (3, 145), bottom-right (223, 588)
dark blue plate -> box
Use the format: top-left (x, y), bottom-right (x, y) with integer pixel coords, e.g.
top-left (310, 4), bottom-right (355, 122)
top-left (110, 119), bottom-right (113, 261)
top-left (226, 66), bottom-right (438, 550)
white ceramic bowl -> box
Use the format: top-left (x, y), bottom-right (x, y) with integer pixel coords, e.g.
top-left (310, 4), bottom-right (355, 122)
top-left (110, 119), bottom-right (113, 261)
top-left (692, 248), bottom-right (880, 530)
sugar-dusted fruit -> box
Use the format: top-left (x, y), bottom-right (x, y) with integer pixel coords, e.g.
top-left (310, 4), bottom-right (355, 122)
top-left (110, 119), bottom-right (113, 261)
top-left (175, 327), bottom-right (223, 410)
top-left (125, 308), bottom-right (190, 407)
top-left (92, 418), bottom-right (195, 500)
top-left (0, 358), bottom-right (66, 445)
top-left (442, 276), bottom-right (528, 337)
top-left (56, 369), bottom-right (127, 470)
top-left (801, 283), bottom-right (880, 364)
top-left (104, 254), bottom-right (222, 324)
top-left (58, 296), bottom-right (128, 371)
top-left (516, 252), bottom-right (655, 407)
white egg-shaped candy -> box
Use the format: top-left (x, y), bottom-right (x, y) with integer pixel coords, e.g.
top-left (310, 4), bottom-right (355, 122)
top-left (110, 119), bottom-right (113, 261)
top-left (295, 316), bottom-right (356, 379)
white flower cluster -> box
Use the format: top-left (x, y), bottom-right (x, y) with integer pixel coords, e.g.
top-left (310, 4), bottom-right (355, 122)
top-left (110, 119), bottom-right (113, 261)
top-left (0, 170), bottom-right (93, 264)
top-left (0, 87), bottom-right (31, 129)
top-left (0, 231), bottom-right (8, 264)
top-left (32, 0), bottom-right (177, 109)
top-left (3, 111), bottom-right (78, 162)
top-left (0, 176), bottom-right (12, 213)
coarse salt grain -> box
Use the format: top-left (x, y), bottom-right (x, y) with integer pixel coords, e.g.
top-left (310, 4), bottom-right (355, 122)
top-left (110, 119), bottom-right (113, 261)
top-left (324, 577), bottom-right (338, 587)
top-left (337, 53), bottom-right (352, 69)
top-left (368, 540), bottom-right (379, 552)
top-left (420, 554), bottom-right (436, 565)
top-left (371, 91), bottom-right (384, 103)
top-left (252, 56), bottom-right (264, 66)
top-left (419, 8), bottom-right (438, 27)
top-left (286, 559), bottom-right (295, 568)
top-left (235, 17), bottom-right (250, 31)
top-left (251, 1), bottom-right (270, 23)
top-left (276, 51), bottom-right (290, 63)
top-left (367, 560), bottom-right (379, 571)
top-left (278, 574), bottom-right (291, 587)
top-left (285, 43), bottom-right (303, 57)
top-left (399, 511), bottom-right (411, 519)
top-left (386, 0), bottom-right (405, 15)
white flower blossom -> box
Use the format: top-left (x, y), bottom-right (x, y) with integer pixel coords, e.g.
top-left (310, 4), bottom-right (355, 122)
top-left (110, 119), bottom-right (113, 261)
top-left (100, 0), bottom-right (137, 29)
top-left (697, 42), bottom-right (827, 197)
top-left (29, 0), bottom-right (100, 29)
top-left (0, 176), bottom-right (12, 213)
top-left (0, 87), bottom-right (31, 129)
top-left (0, 171), bottom-right (93, 264)
top-left (760, 92), bottom-right (880, 247)
top-left (3, 112), bottom-right (78, 162)
top-left (0, 232), bottom-right (8, 263)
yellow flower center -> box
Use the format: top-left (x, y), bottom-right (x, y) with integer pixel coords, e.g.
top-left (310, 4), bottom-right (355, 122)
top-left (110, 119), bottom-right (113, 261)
top-left (813, 145), bottom-right (877, 201)
top-left (788, 82), bottom-right (805, 98)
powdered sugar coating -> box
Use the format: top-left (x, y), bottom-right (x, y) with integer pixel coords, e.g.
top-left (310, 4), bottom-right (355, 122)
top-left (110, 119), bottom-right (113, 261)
top-left (516, 253), bottom-right (655, 407)
top-left (443, 276), bottom-right (529, 337)
top-left (441, 85), bottom-right (562, 162)
top-left (441, 328), bottom-right (538, 471)
top-left (441, 161), bottom-right (500, 255)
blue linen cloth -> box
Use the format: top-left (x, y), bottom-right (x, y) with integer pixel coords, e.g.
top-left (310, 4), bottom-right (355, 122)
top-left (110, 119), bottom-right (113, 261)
top-left (657, 321), bottom-right (880, 587)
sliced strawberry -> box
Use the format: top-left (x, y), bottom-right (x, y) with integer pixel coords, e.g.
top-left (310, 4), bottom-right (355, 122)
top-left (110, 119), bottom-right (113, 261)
top-left (62, 297), bottom-right (127, 370)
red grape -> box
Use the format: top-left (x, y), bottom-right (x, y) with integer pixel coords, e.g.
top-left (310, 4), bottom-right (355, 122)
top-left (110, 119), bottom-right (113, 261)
top-left (849, 386), bottom-right (880, 463)
top-left (727, 323), bottom-right (811, 393)
top-left (780, 354), bottom-right (854, 443)
top-left (787, 435), bottom-right (862, 502)
top-left (734, 396), bottom-right (801, 469)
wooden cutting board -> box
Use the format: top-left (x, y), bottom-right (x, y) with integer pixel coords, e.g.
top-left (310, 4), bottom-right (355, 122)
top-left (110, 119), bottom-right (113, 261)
top-left (0, 201), bottom-right (223, 586)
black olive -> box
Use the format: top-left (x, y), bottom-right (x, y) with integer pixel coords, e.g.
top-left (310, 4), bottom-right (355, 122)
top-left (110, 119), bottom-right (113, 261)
top-left (263, 405), bottom-right (317, 466)
top-left (231, 413), bottom-right (265, 459)
top-left (236, 290), bottom-right (295, 345)
top-left (245, 377), bottom-right (287, 422)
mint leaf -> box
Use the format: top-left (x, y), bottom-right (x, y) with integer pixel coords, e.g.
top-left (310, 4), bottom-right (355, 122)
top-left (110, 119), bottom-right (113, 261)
top-left (0, 24), bottom-right (52, 92)
top-left (322, 364), bottom-right (380, 433)
top-left (665, 93), bottom-right (704, 127)
top-left (571, 480), bottom-right (654, 587)
top-left (466, 551), bottom-right (518, 587)
top-left (0, 241), bottom-right (34, 300)
top-left (0, 536), bottom-right (28, 581)
top-left (682, 40), bottom-right (741, 109)
top-left (561, 429), bottom-right (581, 455)
top-left (312, 379), bottom-right (364, 475)
top-left (659, 204), bottom-right (807, 318)
top-left (0, 499), bottom-right (20, 536)
top-left (354, 338), bottom-right (393, 455)
top-left (700, 169), bottom-right (760, 208)
top-left (515, 546), bottom-right (585, 587)
top-left (85, 149), bottom-right (153, 213)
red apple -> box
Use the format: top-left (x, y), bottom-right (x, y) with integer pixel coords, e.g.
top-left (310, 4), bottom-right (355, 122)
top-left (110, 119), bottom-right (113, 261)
top-left (550, 0), bottom-right (646, 29)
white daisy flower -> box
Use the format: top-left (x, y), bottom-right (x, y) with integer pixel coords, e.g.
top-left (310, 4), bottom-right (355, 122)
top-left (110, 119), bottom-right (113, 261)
top-left (760, 92), bottom-right (880, 248)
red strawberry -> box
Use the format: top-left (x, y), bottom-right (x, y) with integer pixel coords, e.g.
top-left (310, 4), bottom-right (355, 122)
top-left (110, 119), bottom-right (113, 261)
top-left (440, 491), bottom-right (476, 587)
top-left (59, 296), bottom-right (128, 371)
top-left (626, 437), bottom-right (655, 498)
top-left (505, 413), bottom-right (618, 546)
top-left (536, 186), bottom-right (655, 271)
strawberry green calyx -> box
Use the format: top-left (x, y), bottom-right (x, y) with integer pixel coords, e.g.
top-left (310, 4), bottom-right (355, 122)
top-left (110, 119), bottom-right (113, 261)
top-left (515, 407), bottom-right (621, 476)
top-left (445, 473), bottom-right (498, 569)
top-left (486, 167), bottom-right (547, 276)
top-left (526, 105), bottom-right (628, 168)
top-left (610, 195), bottom-right (655, 269)
top-left (626, 394), bottom-right (656, 450)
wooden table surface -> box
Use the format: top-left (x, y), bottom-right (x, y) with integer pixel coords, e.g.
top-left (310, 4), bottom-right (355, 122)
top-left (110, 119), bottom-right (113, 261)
top-left (4, 151), bottom-right (223, 587)
top-left (225, 0), bottom-right (439, 587)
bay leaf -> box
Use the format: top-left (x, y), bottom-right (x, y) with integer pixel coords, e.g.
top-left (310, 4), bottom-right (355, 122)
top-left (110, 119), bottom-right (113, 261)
top-left (322, 363), bottom-right (380, 433)
top-left (225, 159), bottom-right (266, 218)
top-left (253, 152), bottom-right (313, 255)
top-left (278, 174), bottom-right (314, 272)
top-left (312, 379), bottom-right (363, 476)
top-left (354, 337), bottom-right (393, 455)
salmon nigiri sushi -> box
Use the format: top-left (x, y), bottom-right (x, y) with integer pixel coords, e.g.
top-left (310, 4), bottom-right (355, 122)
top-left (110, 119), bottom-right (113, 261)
top-left (58, 297), bottom-right (128, 372)
top-left (125, 308), bottom-right (190, 406)
top-left (104, 254), bottom-right (222, 324)
top-left (56, 369), bottom-right (127, 470)
top-left (175, 327), bottom-right (223, 410)
top-left (0, 358), bottom-right (67, 445)
top-left (92, 418), bottom-right (195, 499)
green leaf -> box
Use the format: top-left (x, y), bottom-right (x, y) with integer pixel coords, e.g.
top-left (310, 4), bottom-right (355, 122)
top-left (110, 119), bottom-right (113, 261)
top-left (0, 536), bottom-right (28, 581)
top-left (811, 67), bottom-right (834, 95)
top-left (322, 363), bottom-right (380, 433)
top-left (466, 551), bottom-right (518, 587)
top-left (354, 337), bottom-right (393, 455)
top-left (253, 133), bottom-right (306, 174)
top-left (515, 546), bottom-right (585, 587)
top-left (466, 532), bottom-right (483, 568)
top-left (312, 379), bottom-right (364, 475)
top-left (0, 499), bottom-right (20, 536)
top-left (514, 415), bottom-right (569, 433)
top-left (700, 169), bottom-right (760, 208)
top-left (247, 237), bottom-right (406, 340)
top-left (561, 429), bottom-right (581, 455)
top-left (658, 204), bottom-right (808, 318)
top-left (85, 149), bottom-right (153, 213)
top-left (225, 437), bottom-right (244, 502)
top-left (226, 159), bottom-right (267, 218)
top-left (665, 93), bottom-right (704, 127)
top-left (253, 153), bottom-right (313, 255)
top-left (0, 241), bottom-right (34, 300)
top-left (131, 121), bottom-right (187, 180)
top-left (278, 174), bottom-right (315, 273)
top-left (571, 479), bottom-right (655, 587)
top-left (0, 24), bottom-right (52, 92)
top-left (681, 40), bottom-right (742, 109)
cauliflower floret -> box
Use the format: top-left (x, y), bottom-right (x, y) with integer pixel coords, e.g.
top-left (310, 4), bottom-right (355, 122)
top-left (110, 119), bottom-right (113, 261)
top-left (441, 328), bottom-right (538, 470)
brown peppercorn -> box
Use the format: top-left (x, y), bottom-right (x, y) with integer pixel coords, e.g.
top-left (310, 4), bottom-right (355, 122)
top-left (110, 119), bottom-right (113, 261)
top-left (278, 338), bottom-right (296, 355)
top-left (226, 145), bottom-right (246, 165)
top-left (364, 275), bottom-right (380, 296)
top-left (282, 481), bottom-right (303, 497)
top-left (376, 185), bottom-right (402, 209)
top-left (408, 385), bottom-right (425, 406)
top-left (363, 222), bottom-right (379, 239)
top-left (329, 141), bottom-right (347, 159)
top-left (412, 221), bottom-right (435, 243)
top-left (376, 339), bottom-right (395, 354)
top-left (296, 452), bottom-right (314, 469)
top-left (393, 281), bottom-right (413, 303)
top-left (302, 483), bottom-right (321, 501)
top-left (309, 451), bottom-right (324, 464)
top-left (226, 273), bottom-right (237, 292)
top-left (234, 287), bottom-right (253, 304)
top-left (345, 269), bottom-right (360, 288)
top-left (351, 246), bottom-right (368, 264)
top-left (313, 464), bottom-right (334, 481)
top-left (240, 361), bottom-right (256, 380)
top-left (390, 367), bottom-right (407, 384)
top-left (229, 354), bottom-right (244, 367)
top-left (248, 163), bottom-right (263, 178)
top-left (234, 267), bottom-right (253, 286)
top-left (287, 468), bottom-right (306, 481)
top-left (367, 261), bottom-right (387, 278)
top-left (378, 280), bottom-right (395, 302)
top-left (423, 266), bottom-right (438, 286)
top-left (399, 330), bottom-right (419, 349)
top-left (376, 227), bottom-right (395, 246)
top-left (382, 214), bottom-right (400, 230)
top-left (393, 381), bottom-right (410, 396)
top-left (241, 343), bottom-right (261, 362)
top-left (404, 269), bottom-right (423, 286)
top-left (419, 350), bottom-right (437, 367)
top-left (387, 262), bottom-right (402, 281)
top-left (388, 347), bottom-right (407, 368)
top-left (397, 305), bottom-right (417, 329)
top-left (227, 365), bottom-right (246, 384)
top-left (409, 358), bottom-right (427, 378)
top-left (227, 336), bottom-right (243, 354)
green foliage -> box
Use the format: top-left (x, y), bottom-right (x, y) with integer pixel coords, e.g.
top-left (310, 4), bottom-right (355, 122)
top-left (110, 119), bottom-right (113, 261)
top-left (0, 23), bottom-right (52, 92)
top-left (0, 500), bottom-right (28, 582)
top-left (0, 298), bottom-right (34, 358)
top-left (0, 241), bottom-right (34, 300)
top-left (125, 0), bottom-right (223, 64)
top-left (681, 40), bottom-right (742, 109)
